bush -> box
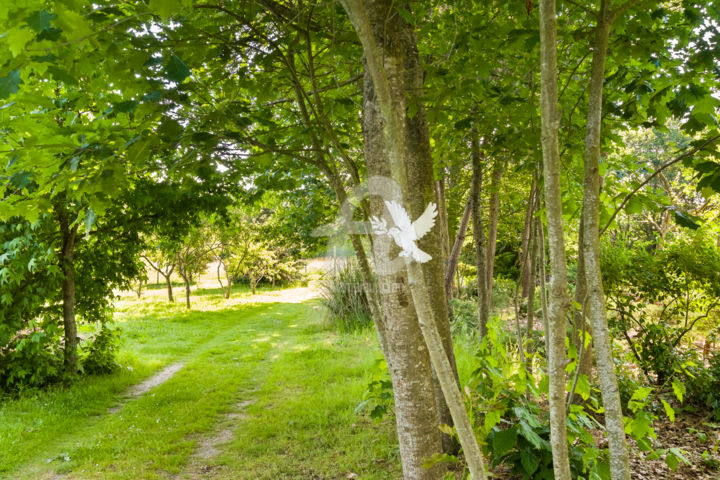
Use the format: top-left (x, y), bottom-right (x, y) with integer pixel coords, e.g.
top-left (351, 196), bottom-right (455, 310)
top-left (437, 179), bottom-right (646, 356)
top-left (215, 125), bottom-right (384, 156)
top-left (602, 237), bottom-right (720, 385)
top-left (0, 318), bottom-right (63, 393)
top-left (81, 324), bottom-right (121, 375)
top-left (449, 298), bottom-right (478, 338)
top-left (320, 263), bottom-right (374, 332)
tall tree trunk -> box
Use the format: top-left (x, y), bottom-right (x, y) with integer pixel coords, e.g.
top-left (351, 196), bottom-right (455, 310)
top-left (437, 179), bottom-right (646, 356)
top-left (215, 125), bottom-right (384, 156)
top-left (538, 0), bottom-right (572, 477)
top-left (165, 273), bottom-right (174, 302)
top-left (57, 210), bottom-right (79, 374)
top-left (520, 177), bottom-right (538, 297)
top-left (362, 67), bottom-right (445, 480)
top-left (344, 1), bottom-right (486, 477)
top-left (471, 131), bottom-right (489, 338)
top-left (580, 2), bottom-right (630, 478)
top-left (179, 268), bottom-right (191, 309)
top-left (574, 218), bottom-right (594, 380)
top-left (445, 194), bottom-right (472, 299)
top-left (484, 160), bottom-right (503, 309)
top-left (436, 177), bottom-right (451, 274)
top-left (526, 218), bottom-right (537, 339)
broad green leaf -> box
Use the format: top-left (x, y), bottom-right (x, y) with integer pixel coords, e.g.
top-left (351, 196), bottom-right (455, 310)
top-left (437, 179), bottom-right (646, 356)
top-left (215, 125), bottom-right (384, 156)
top-left (576, 374), bottom-right (591, 401)
top-left (149, 0), bottom-right (176, 19)
top-left (520, 447), bottom-right (540, 475)
top-left (630, 387), bottom-right (652, 402)
top-left (0, 69), bottom-right (21, 99)
top-left (491, 427), bottom-right (517, 457)
top-left (165, 55), bottom-right (191, 83)
top-left (661, 399), bottom-right (675, 422)
top-left (26, 10), bottom-right (56, 32)
top-left (672, 380), bottom-right (685, 404)
top-left (6, 27), bottom-right (35, 56)
top-left (85, 207), bottom-right (96, 234)
top-left (518, 421), bottom-right (547, 449)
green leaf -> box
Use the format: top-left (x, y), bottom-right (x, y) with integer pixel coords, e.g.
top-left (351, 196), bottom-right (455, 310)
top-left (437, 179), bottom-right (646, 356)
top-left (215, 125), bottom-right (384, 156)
top-left (85, 207), bottom-right (96, 234)
top-left (672, 209), bottom-right (701, 229)
top-left (484, 409), bottom-right (502, 433)
top-left (672, 380), bottom-right (685, 404)
top-left (625, 195), bottom-right (644, 215)
top-left (491, 427), bottom-right (517, 457)
top-left (518, 421), bottom-right (547, 449)
top-left (0, 69), bottom-right (21, 98)
top-left (26, 10), bottom-right (56, 32)
top-left (6, 27), bottom-right (35, 56)
top-left (630, 387), bottom-right (652, 402)
top-left (520, 447), bottom-right (540, 475)
top-left (421, 453), bottom-right (457, 469)
top-left (165, 55), bottom-right (191, 83)
top-left (661, 399), bottom-right (675, 422)
top-left (149, 0), bottom-right (176, 19)
top-left (576, 374), bottom-right (591, 401)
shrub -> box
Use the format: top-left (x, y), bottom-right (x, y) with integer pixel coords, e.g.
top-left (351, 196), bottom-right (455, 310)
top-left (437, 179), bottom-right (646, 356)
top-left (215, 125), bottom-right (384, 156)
top-left (602, 237), bottom-right (720, 385)
top-left (0, 318), bottom-right (63, 393)
top-left (319, 263), bottom-right (373, 332)
top-left (81, 324), bottom-right (121, 375)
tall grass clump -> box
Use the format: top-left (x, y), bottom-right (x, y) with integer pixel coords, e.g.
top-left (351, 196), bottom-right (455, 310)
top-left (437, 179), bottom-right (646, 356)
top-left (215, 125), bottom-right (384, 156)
top-left (320, 263), bottom-right (373, 332)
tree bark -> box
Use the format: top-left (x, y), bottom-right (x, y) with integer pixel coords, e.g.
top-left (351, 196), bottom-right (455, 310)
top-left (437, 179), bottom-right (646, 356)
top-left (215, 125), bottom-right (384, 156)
top-left (520, 177), bottom-right (538, 297)
top-left (471, 130), bottom-right (489, 338)
top-left (57, 209), bottom-right (79, 374)
top-left (445, 194), bottom-right (472, 299)
top-left (580, 2), bottom-right (631, 478)
top-left (539, 0), bottom-right (572, 477)
top-left (574, 218), bottom-right (594, 380)
top-left (485, 160), bottom-right (503, 308)
top-left (165, 274), bottom-right (174, 302)
top-left (344, 0), bottom-right (485, 476)
top-left (362, 66), bottom-right (445, 479)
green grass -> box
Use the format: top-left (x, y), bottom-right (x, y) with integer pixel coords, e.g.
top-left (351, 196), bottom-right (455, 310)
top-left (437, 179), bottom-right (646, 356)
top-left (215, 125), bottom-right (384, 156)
top-left (0, 287), bottom-right (400, 479)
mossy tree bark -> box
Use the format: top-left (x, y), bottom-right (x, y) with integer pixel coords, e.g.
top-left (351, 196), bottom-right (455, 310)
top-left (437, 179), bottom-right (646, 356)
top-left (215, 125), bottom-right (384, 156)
top-left (538, 0), bottom-right (572, 477)
top-left (580, 1), bottom-right (631, 477)
top-left (342, 0), bottom-right (486, 477)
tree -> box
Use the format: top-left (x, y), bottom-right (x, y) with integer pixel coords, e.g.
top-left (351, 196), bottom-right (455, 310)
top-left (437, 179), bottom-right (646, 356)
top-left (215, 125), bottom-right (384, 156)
top-left (538, 0), bottom-right (572, 477)
top-left (341, 1), bottom-right (487, 478)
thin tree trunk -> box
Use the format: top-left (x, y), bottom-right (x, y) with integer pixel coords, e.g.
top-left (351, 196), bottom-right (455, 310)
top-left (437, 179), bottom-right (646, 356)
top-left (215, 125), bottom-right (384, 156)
top-left (57, 210), bottom-right (79, 374)
top-left (485, 160), bottom-right (503, 309)
top-left (445, 194), bottom-right (472, 299)
top-left (520, 178), bottom-right (538, 297)
top-left (344, 0), bottom-right (486, 476)
top-left (526, 219), bottom-right (537, 339)
top-left (539, 0), bottom-right (572, 477)
top-left (165, 273), bottom-right (174, 302)
top-left (537, 217), bottom-right (550, 355)
top-left (436, 177), bottom-right (451, 274)
top-left (574, 218), bottom-right (594, 380)
top-left (580, 2), bottom-right (630, 477)
top-left (471, 131), bottom-right (489, 338)
top-left (179, 268), bottom-right (191, 309)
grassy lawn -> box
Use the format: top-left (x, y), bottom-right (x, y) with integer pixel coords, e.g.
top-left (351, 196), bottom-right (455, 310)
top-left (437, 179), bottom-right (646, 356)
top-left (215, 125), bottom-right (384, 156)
top-left (0, 286), bottom-right (401, 479)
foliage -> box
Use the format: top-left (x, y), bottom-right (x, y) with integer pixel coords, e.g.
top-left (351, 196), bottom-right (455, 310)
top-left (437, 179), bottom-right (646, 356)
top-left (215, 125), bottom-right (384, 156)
top-left (0, 320), bottom-right (63, 392)
top-left (468, 317), bottom-right (608, 480)
top-left (319, 263), bottom-right (373, 332)
top-left (80, 325), bottom-right (121, 375)
top-left (354, 358), bottom-right (394, 421)
top-left (602, 235), bottom-right (720, 384)
top-left (449, 298), bottom-right (478, 338)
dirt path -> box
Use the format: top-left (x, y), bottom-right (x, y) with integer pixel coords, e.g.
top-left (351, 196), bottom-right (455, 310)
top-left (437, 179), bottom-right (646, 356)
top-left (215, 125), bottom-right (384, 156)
top-left (108, 363), bottom-right (185, 414)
